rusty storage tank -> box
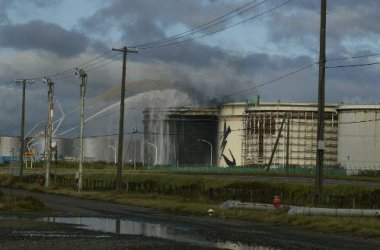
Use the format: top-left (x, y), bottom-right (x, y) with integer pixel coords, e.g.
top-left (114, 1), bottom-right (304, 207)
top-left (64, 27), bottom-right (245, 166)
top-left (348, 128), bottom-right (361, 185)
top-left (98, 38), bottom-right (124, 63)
top-left (143, 107), bottom-right (219, 166)
top-left (219, 102), bottom-right (339, 167)
top-left (337, 105), bottom-right (380, 173)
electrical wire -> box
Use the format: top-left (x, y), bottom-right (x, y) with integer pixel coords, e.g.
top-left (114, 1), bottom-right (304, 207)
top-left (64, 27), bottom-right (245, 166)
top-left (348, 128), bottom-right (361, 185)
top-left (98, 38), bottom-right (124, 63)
top-left (133, 0), bottom-right (262, 48)
top-left (326, 61), bottom-right (380, 69)
top-left (132, 0), bottom-right (268, 49)
top-left (135, 0), bottom-right (296, 50)
top-left (1, 1), bottom-right (272, 83)
top-left (212, 61), bottom-right (318, 101)
top-left (327, 53), bottom-right (380, 62)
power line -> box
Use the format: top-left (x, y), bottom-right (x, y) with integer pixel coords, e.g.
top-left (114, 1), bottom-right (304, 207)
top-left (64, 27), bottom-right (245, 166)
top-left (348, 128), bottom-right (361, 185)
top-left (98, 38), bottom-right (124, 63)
top-left (53, 52), bottom-right (121, 80)
top-left (133, 0), bottom-right (268, 49)
top-left (213, 61), bottom-right (318, 101)
top-left (327, 53), bottom-right (380, 62)
top-left (135, 0), bottom-right (297, 50)
top-left (133, 0), bottom-right (262, 48)
top-left (326, 61), bottom-right (380, 69)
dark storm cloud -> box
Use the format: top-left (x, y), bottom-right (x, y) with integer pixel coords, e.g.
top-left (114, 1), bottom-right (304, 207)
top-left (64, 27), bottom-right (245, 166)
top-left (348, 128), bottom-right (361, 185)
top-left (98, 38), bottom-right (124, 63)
top-left (230, 53), bottom-right (314, 75)
top-left (80, 0), bottom-right (239, 45)
top-left (28, 0), bottom-right (60, 7)
top-left (78, 0), bottom-right (325, 104)
top-left (0, 0), bottom-right (59, 25)
top-left (0, 21), bottom-right (89, 57)
top-left (0, 0), bottom-right (13, 25)
top-left (266, 0), bottom-right (380, 53)
top-left (35, 0), bottom-right (380, 107)
top-left (136, 42), bottom-right (228, 67)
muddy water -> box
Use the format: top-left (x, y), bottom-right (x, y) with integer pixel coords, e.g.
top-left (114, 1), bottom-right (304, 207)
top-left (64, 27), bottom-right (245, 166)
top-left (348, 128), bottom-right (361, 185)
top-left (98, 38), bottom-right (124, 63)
top-left (41, 217), bottom-right (279, 250)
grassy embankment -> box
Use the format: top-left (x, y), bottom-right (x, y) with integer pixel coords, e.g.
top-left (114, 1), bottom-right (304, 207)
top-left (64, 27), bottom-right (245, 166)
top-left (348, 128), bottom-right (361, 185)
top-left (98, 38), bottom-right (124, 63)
top-left (1, 172), bottom-right (380, 238)
top-left (0, 188), bottom-right (46, 212)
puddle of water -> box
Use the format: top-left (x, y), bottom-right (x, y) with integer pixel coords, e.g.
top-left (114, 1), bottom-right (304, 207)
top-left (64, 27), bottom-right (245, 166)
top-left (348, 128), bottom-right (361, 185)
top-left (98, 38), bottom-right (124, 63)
top-left (10, 230), bottom-right (110, 238)
top-left (41, 217), bottom-right (279, 250)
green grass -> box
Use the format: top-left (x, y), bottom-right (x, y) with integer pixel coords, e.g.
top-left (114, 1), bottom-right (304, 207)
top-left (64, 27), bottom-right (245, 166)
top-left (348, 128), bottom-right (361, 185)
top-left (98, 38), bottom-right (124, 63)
top-left (0, 194), bottom-right (47, 212)
top-left (2, 170), bottom-right (380, 238)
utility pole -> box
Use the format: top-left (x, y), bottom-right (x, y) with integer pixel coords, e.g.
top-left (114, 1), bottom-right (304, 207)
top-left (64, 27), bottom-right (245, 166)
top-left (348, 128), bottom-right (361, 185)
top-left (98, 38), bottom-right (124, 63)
top-left (316, 0), bottom-right (327, 200)
top-left (112, 46), bottom-right (138, 189)
top-left (75, 68), bottom-right (87, 192)
top-left (15, 79), bottom-right (35, 177)
top-left (43, 78), bottom-right (54, 188)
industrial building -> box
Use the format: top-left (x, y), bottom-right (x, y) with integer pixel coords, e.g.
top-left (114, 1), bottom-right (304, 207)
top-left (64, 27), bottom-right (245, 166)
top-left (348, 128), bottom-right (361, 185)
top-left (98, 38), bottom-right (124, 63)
top-left (1, 101), bottom-right (380, 172)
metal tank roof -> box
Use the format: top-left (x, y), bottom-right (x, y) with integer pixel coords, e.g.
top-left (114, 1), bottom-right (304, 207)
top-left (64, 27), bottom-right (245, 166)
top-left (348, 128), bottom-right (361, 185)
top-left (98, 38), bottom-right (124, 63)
top-left (220, 102), bottom-right (338, 116)
top-left (143, 107), bottom-right (219, 121)
top-left (337, 104), bottom-right (380, 111)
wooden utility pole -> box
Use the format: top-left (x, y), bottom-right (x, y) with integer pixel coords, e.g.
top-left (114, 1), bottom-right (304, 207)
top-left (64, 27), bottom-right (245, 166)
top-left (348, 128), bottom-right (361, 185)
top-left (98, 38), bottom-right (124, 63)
top-left (76, 68), bottom-right (87, 192)
top-left (15, 79), bottom-right (34, 177)
top-left (316, 0), bottom-right (327, 199)
top-left (43, 78), bottom-right (54, 188)
top-left (112, 47), bottom-right (138, 189)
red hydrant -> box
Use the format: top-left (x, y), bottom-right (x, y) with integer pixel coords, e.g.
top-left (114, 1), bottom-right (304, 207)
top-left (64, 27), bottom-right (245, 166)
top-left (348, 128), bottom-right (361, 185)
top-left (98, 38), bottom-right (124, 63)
top-left (273, 195), bottom-right (282, 208)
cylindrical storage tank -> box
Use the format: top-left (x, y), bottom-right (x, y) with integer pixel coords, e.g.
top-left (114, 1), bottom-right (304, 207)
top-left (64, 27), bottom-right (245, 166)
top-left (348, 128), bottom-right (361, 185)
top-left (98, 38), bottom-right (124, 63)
top-left (337, 105), bottom-right (380, 173)
top-left (0, 136), bottom-right (20, 159)
top-left (74, 137), bottom-right (117, 162)
top-left (219, 102), bottom-right (339, 168)
top-left (143, 107), bottom-right (219, 166)
top-left (27, 136), bottom-right (74, 161)
top-left (54, 138), bottom-right (74, 160)
top-left (73, 136), bottom-right (143, 164)
top-left (218, 103), bottom-right (246, 167)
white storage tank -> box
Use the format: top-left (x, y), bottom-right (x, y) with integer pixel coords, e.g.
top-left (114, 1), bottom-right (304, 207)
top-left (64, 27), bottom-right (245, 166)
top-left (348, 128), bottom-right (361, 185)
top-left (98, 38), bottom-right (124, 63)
top-left (74, 137), bottom-right (117, 162)
top-left (0, 136), bottom-right (20, 157)
top-left (337, 105), bottom-right (380, 173)
top-left (219, 102), bottom-right (339, 168)
top-left (218, 103), bottom-right (246, 167)
top-left (27, 136), bottom-right (74, 161)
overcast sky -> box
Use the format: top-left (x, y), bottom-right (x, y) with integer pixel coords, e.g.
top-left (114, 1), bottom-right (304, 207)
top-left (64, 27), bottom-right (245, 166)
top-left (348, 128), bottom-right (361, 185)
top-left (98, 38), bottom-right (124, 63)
top-left (0, 0), bottom-right (379, 136)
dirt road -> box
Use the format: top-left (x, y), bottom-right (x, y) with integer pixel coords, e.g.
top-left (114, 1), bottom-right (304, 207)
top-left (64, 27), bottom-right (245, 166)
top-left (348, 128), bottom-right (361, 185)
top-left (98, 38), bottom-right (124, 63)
top-left (1, 187), bottom-right (380, 249)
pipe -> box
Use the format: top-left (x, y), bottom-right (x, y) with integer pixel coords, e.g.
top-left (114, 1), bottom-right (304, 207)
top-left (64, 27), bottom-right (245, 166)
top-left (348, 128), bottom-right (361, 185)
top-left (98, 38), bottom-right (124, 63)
top-left (219, 200), bottom-right (276, 211)
top-left (288, 206), bottom-right (380, 217)
top-left (219, 200), bottom-right (380, 217)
